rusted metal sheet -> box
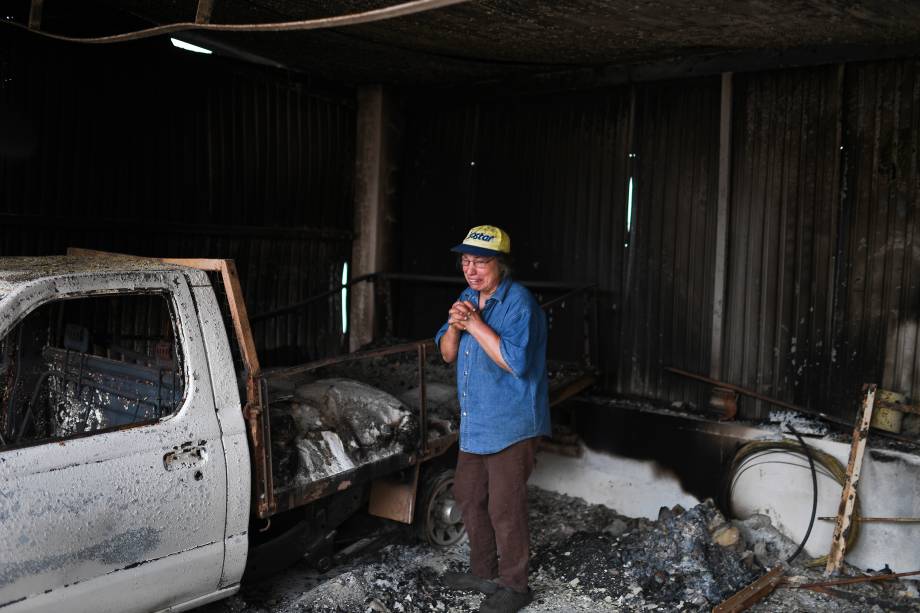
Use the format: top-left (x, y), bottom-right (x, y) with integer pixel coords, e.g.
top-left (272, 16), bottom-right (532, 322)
top-left (368, 465), bottom-right (421, 524)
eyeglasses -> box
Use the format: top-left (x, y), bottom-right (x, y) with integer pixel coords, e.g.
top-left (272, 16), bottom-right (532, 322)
top-left (460, 256), bottom-right (495, 270)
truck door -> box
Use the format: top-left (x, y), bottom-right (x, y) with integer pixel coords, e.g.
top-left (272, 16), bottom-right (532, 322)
top-left (0, 271), bottom-right (229, 612)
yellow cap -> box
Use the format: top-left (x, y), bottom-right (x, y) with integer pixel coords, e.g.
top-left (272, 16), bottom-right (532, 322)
top-left (450, 225), bottom-right (511, 256)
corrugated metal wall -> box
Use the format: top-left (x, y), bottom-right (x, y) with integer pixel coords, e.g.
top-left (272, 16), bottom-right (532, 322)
top-left (724, 59), bottom-right (920, 419)
top-left (396, 79), bottom-right (721, 404)
top-left (833, 59), bottom-right (920, 415)
top-left (5, 22), bottom-right (920, 420)
top-left (396, 88), bottom-right (633, 380)
top-left (724, 66), bottom-right (843, 417)
top-left (0, 29), bottom-right (355, 365)
top-left (397, 57), bottom-right (920, 421)
top-left (620, 78), bottom-right (720, 402)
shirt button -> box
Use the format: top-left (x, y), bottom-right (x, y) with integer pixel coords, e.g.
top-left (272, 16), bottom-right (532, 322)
top-left (463, 412), bottom-right (467, 416)
top-left (465, 350), bottom-right (469, 356)
top-left (464, 371), bottom-right (469, 376)
top-left (462, 392), bottom-right (467, 396)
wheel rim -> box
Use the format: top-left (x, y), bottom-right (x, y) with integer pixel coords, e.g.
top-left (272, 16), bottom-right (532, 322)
top-left (425, 477), bottom-right (466, 546)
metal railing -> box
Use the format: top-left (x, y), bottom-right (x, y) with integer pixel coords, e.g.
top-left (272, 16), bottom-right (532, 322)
top-left (250, 271), bottom-right (599, 367)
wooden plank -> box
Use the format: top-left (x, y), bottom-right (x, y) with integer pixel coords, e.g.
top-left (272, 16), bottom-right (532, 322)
top-left (825, 384), bottom-right (876, 574)
top-left (549, 374), bottom-right (596, 407)
top-left (160, 258), bottom-right (260, 377)
top-left (159, 257), bottom-right (224, 272)
top-left (218, 260), bottom-right (261, 377)
top-left (713, 565), bottom-right (784, 613)
top-left (156, 258), bottom-right (260, 376)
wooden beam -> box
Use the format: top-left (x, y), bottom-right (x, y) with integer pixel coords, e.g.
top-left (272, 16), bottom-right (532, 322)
top-left (195, 0), bottom-right (214, 24)
top-left (350, 86), bottom-right (398, 351)
top-left (825, 384), bottom-right (876, 575)
top-left (163, 258), bottom-right (261, 377)
top-left (28, 0), bottom-right (43, 30)
top-left (713, 566), bottom-right (784, 613)
top-left (710, 72), bottom-right (732, 380)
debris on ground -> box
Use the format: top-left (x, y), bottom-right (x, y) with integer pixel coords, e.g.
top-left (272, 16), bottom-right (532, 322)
top-left (194, 487), bottom-right (920, 613)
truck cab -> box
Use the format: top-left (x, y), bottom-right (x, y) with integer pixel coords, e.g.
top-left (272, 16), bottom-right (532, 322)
top-left (0, 256), bottom-right (251, 612)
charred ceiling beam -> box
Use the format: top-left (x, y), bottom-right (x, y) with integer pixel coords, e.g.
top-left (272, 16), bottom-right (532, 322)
top-left (422, 41), bottom-right (920, 98)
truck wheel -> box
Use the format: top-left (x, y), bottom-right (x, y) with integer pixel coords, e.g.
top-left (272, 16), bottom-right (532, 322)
top-left (415, 469), bottom-right (466, 547)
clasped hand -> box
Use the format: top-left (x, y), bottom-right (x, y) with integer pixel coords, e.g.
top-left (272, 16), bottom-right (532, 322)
top-left (448, 300), bottom-right (481, 331)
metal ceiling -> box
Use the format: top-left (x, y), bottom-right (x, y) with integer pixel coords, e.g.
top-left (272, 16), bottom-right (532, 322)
top-left (18, 0), bottom-right (920, 85)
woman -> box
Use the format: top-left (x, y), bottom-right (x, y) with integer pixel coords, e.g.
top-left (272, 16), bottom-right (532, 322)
top-left (435, 224), bottom-right (550, 613)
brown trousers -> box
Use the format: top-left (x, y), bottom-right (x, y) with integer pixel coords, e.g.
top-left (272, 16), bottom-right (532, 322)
top-left (453, 438), bottom-right (537, 593)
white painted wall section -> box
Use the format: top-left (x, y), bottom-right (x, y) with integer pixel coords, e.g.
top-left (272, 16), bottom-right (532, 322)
top-left (530, 448), bottom-right (700, 519)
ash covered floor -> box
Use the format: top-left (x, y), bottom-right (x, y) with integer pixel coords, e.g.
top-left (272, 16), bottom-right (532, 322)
top-left (196, 488), bottom-right (920, 613)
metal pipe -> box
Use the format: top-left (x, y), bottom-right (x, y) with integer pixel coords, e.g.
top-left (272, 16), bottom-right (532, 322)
top-left (250, 273), bottom-right (377, 322)
top-left (417, 343), bottom-right (428, 456)
top-left (265, 339), bottom-right (436, 379)
top-left (539, 284), bottom-right (596, 310)
top-left (665, 366), bottom-right (920, 446)
top-left (251, 273), bottom-right (593, 323)
top-left (818, 516), bottom-right (920, 523)
top-left (7, 0), bottom-right (473, 44)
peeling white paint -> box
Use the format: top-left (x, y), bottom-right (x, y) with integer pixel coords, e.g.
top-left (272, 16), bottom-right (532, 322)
top-left (0, 258), bottom-right (237, 612)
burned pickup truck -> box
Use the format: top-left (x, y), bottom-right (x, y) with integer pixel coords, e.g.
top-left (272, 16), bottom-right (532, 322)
top-left (0, 254), bottom-right (470, 613)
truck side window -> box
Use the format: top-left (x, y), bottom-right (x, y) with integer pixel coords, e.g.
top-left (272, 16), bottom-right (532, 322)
top-left (0, 293), bottom-right (185, 449)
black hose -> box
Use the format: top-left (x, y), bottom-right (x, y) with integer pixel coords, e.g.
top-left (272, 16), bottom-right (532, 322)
top-left (724, 437), bottom-right (860, 567)
top-left (785, 425), bottom-right (818, 564)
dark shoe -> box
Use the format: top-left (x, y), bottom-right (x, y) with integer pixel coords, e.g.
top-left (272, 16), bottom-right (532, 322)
top-left (441, 571), bottom-right (499, 595)
top-left (479, 587), bottom-right (533, 613)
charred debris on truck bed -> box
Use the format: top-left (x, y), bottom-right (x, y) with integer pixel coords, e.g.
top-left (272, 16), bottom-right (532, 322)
top-left (263, 341), bottom-right (590, 488)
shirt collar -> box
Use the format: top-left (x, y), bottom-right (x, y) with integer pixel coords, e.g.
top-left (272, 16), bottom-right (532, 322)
top-left (491, 276), bottom-right (512, 303)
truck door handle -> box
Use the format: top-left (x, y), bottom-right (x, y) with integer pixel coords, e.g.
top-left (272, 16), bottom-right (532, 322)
top-left (163, 441), bottom-right (208, 471)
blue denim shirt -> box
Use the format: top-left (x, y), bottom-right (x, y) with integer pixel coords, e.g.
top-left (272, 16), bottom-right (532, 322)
top-left (435, 277), bottom-right (551, 454)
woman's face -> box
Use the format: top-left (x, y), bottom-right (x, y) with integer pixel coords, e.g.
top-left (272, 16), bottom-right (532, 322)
top-left (461, 255), bottom-right (501, 295)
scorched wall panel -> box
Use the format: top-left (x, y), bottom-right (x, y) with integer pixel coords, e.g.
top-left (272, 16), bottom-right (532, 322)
top-left (833, 59), bottom-right (920, 416)
top-left (0, 29), bottom-right (355, 366)
top-left (724, 66), bottom-right (843, 418)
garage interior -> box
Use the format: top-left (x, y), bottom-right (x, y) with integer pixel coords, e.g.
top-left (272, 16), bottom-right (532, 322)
top-left (4, 1), bottom-right (920, 610)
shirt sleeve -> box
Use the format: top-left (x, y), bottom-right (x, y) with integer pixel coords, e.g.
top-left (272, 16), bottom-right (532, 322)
top-left (498, 302), bottom-right (541, 378)
top-left (435, 289), bottom-right (469, 346)
top-left (434, 319), bottom-right (450, 347)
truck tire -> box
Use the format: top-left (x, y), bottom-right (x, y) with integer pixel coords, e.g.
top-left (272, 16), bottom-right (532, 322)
top-left (415, 468), bottom-right (466, 547)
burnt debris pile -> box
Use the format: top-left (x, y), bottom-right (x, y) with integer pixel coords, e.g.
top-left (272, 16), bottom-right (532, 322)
top-left (532, 500), bottom-right (757, 610)
top-left (203, 487), bottom-right (920, 613)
